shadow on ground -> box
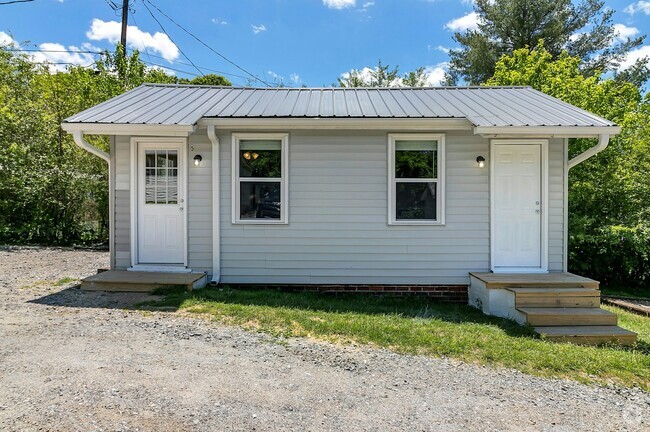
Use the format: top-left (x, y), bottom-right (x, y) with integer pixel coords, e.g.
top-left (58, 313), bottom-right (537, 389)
top-left (28, 285), bottom-right (162, 310)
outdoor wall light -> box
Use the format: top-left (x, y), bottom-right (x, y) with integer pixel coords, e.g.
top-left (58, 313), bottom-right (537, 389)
top-left (476, 156), bottom-right (486, 168)
top-left (193, 154), bottom-right (203, 166)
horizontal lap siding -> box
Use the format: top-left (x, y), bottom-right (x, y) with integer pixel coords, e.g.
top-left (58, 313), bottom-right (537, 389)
top-left (114, 136), bottom-right (131, 269)
top-left (187, 132), bottom-right (213, 273)
top-left (548, 138), bottom-right (564, 271)
top-left (219, 130), bottom-right (490, 285)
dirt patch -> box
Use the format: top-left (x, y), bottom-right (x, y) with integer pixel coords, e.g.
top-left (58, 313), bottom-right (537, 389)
top-left (1, 247), bottom-right (649, 431)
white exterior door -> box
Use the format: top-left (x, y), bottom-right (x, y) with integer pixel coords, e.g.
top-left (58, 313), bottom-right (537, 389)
top-left (137, 142), bottom-right (185, 265)
top-left (492, 142), bottom-right (545, 271)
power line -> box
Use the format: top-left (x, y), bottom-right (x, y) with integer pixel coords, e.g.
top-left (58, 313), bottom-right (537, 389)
top-left (0, 0), bottom-right (35, 5)
top-left (6, 48), bottom-right (249, 81)
top-left (140, 0), bottom-right (204, 77)
top-left (128, 7), bottom-right (153, 66)
top-left (143, 0), bottom-right (271, 86)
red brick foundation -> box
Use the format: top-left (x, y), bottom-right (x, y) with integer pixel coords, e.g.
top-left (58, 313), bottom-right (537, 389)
top-left (225, 284), bottom-right (469, 303)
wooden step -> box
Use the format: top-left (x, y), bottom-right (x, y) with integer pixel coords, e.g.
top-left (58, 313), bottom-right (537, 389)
top-left (535, 326), bottom-right (637, 346)
top-left (508, 288), bottom-right (600, 308)
top-left (517, 307), bottom-right (618, 326)
top-left (81, 271), bottom-right (207, 292)
top-left (469, 272), bottom-right (599, 289)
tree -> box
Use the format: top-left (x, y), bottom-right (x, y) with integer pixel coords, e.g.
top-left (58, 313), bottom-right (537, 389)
top-left (488, 45), bottom-right (650, 289)
top-left (181, 74), bottom-right (231, 86)
top-left (448, 0), bottom-right (647, 85)
top-left (338, 60), bottom-right (435, 87)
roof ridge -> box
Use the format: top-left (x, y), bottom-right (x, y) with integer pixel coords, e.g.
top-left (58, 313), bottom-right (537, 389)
top-left (141, 83), bottom-right (532, 91)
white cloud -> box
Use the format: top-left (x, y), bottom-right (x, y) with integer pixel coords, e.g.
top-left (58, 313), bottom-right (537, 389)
top-left (31, 42), bottom-right (97, 72)
top-left (420, 64), bottom-right (447, 86)
top-left (362, 1), bottom-right (374, 7)
top-left (252, 24), bottom-right (267, 34)
top-left (444, 11), bottom-right (480, 32)
top-left (86, 18), bottom-right (179, 61)
top-left (290, 73), bottom-right (301, 84)
top-left (618, 45), bottom-right (650, 70)
top-left (613, 23), bottom-right (639, 42)
top-left (435, 45), bottom-right (450, 54)
top-left (0, 31), bottom-right (15, 45)
top-left (211, 18), bottom-right (227, 25)
top-left (624, 1), bottom-right (650, 14)
top-left (323, 0), bottom-right (356, 9)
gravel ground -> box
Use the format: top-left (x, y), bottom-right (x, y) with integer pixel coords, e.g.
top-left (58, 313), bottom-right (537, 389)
top-left (1, 247), bottom-right (649, 431)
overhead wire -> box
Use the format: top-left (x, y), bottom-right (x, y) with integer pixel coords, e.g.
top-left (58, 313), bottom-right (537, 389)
top-left (143, 0), bottom-right (271, 86)
top-left (139, 0), bottom-right (204, 77)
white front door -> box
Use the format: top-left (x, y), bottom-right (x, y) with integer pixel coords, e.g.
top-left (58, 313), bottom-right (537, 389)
top-left (137, 141), bottom-right (185, 265)
top-left (492, 142), bottom-right (545, 271)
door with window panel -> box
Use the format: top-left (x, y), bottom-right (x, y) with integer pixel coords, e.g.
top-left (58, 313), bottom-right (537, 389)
top-left (137, 143), bottom-right (185, 264)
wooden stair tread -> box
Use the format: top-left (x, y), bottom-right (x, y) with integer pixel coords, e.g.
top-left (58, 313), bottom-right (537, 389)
top-left (469, 272), bottom-right (599, 289)
top-left (517, 307), bottom-right (614, 316)
top-left (507, 288), bottom-right (599, 296)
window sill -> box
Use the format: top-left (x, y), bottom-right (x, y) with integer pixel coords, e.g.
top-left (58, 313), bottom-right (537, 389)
top-left (389, 221), bottom-right (445, 226)
top-left (232, 220), bottom-right (288, 225)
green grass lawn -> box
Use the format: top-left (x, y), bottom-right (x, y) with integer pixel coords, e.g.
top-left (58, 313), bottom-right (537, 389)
top-left (139, 288), bottom-right (650, 390)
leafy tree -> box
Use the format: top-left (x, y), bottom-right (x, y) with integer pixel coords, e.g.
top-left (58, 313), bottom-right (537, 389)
top-left (338, 60), bottom-right (441, 87)
top-left (448, 0), bottom-right (647, 85)
top-left (181, 74), bottom-right (231, 86)
top-left (488, 45), bottom-right (650, 290)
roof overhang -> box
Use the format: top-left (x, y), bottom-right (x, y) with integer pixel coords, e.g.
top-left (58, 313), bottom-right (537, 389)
top-left (197, 117), bottom-right (474, 131)
top-left (61, 122), bottom-right (196, 137)
top-left (474, 125), bottom-right (621, 138)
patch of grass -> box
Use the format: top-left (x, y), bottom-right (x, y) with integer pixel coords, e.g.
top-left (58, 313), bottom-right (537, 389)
top-left (54, 277), bottom-right (77, 287)
top-left (601, 286), bottom-right (650, 300)
top-left (139, 288), bottom-right (650, 390)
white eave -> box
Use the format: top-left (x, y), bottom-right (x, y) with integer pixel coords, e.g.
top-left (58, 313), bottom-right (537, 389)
top-left (197, 117), bottom-right (474, 130)
top-left (61, 122), bottom-right (196, 137)
top-left (474, 125), bottom-right (621, 138)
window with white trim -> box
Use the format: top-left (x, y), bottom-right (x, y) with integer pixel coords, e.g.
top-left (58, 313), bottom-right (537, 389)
top-left (388, 134), bottom-right (445, 225)
top-left (232, 133), bottom-right (288, 224)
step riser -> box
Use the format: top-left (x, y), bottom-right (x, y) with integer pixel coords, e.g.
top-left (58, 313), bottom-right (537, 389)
top-left (516, 297), bottom-right (600, 308)
top-left (81, 281), bottom-right (190, 292)
top-left (543, 335), bottom-right (637, 346)
top-left (526, 315), bottom-right (618, 326)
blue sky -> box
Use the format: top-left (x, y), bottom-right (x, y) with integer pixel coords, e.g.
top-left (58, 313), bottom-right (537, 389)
top-left (1, 0), bottom-right (649, 87)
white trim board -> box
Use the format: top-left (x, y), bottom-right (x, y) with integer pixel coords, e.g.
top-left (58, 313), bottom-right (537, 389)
top-left (490, 139), bottom-right (549, 273)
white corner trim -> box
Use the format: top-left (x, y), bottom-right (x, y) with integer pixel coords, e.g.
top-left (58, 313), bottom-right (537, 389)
top-left (207, 125), bottom-right (221, 284)
top-left (563, 138), bottom-right (569, 272)
top-left (231, 132), bottom-right (289, 225)
top-left (387, 133), bottom-right (446, 226)
top-left (567, 134), bottom-right (610, 169)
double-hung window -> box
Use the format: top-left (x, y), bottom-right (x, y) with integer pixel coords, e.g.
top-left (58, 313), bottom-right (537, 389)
top-left (232, 133), bottom-right (289, 224)
top-left (388, 134), bottom-right (445, 225)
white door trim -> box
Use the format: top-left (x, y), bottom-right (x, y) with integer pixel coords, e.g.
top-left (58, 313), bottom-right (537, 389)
top-left (130, 137), bottom-right (189, 269)
top-left (490, 139), bottom-right (548, 273)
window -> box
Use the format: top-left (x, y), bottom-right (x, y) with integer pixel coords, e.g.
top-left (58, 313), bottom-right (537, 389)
top-left (232, 133), bottom-right (289, 224)
top-left (144, 149), bottom-right (178, 204)
top-left (388, 134), bottom-right (445, 225)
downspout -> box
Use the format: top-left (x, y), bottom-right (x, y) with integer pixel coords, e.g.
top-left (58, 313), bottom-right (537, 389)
top-left (71, 131), bottom-right (113, 268)
top-left (564, 133), bottom-right (610, 272)
top-left (207, 125), bottom-right (221, 284)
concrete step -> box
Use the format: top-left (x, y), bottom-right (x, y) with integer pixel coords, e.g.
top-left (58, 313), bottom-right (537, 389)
top-left (535, 325), bottom-right (637, 346)
top-left (508, 288), bottom-right (600, 308)
top-left (81, 270), bottom-right (207, 292)
top-left (517, 307), bottom-right (618, 326)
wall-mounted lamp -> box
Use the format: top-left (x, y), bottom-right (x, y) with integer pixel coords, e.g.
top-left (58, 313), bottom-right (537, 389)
top-left (476, 156), bottom-right (485, 168)
top-left (193, 154), bottom-right (203, 166)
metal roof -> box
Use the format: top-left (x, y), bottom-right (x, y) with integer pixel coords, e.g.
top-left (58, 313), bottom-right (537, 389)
top-left (64, 84), bottom-right (616, 128)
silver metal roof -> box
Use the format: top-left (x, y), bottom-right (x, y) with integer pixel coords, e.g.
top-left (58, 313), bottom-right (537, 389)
top-left (64, 84), bottom-right (616, 128)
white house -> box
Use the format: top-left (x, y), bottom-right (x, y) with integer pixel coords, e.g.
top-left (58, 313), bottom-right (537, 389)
top-left (62, 84), bottom-right (637, 344)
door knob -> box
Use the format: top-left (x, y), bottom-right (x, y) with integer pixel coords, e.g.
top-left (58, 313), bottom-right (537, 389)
top-left (179, 207), bottom-right (184, 212)
top-left (535, 201), bottom-right (540, 205)
top-left (535, 209), bottom-right (541, 214)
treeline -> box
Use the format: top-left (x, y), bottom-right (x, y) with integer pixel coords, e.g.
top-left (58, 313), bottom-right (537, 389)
top-left (0, 46), bottom-right (229, 246)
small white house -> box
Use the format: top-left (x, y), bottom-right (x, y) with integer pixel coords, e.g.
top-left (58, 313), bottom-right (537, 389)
top-left (62, 84), bottom-right (620, 299)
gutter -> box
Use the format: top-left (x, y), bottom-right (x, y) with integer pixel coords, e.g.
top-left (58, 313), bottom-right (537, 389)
top-left (567, 133), bottom-right (610, 170)
top-left (206, 125), bottom-right (221, 284)
top-left (72, 131), bottom-right (110, 163)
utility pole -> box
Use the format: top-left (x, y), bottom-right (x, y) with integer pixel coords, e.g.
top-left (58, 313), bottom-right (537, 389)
top-left (120, 0), bottom-right (129, 48)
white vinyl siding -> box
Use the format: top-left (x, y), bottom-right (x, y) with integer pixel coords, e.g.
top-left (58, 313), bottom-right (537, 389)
top-left (114, 135), bottom-right (131, 269)
top-left (548, 138), bottom-right (564, 271)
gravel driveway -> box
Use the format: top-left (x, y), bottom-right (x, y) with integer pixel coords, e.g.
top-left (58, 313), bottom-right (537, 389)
top-left (1, 247), bottom-right (648, 431)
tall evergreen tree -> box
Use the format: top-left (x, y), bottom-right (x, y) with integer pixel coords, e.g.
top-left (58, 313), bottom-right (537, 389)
top-left (448, 0), bottom-right (646, 85)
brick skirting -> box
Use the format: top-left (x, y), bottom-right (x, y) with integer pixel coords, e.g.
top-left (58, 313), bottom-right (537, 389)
top-left (225, 284), bottom-right (469, 303)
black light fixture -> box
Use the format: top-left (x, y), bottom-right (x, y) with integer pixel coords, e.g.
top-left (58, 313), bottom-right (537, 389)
top-left (193, 154), bottom-right (203, 166)
top-left (476, 156), bottom-right (485, 168)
